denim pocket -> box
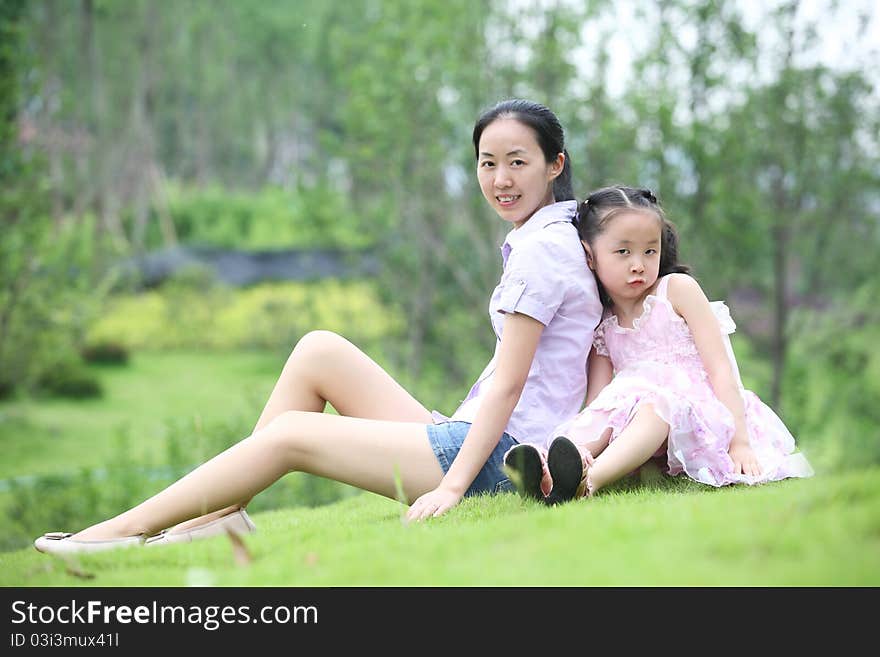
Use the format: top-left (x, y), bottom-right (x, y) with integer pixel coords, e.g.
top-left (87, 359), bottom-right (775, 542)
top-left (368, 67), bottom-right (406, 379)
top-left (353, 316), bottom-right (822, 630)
top-left (493, 477), bottom-right (515, 494)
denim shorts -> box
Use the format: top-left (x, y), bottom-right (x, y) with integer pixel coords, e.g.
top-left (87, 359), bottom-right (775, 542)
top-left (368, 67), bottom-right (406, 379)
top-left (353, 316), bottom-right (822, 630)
top-left (426, 421), bottom-right (517, 497)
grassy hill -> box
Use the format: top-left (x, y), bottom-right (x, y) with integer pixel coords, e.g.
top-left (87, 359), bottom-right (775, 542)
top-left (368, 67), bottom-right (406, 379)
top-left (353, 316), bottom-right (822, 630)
top-left (3, 466), bottom-right (877, 587)
top-left (2, 347), bottom-right (876, 586)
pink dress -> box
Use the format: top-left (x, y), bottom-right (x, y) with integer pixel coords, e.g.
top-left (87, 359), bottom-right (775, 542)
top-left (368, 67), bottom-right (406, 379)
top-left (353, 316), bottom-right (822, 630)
top-left (552, 275), bottom-right (814, 487)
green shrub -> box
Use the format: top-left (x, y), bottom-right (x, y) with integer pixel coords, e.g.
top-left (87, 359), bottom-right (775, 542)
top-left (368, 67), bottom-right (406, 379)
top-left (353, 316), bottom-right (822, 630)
top-left (81, 341), bottom-right (130, 365)
top-left (86, 280), bottom-right (402, 351)
top-left (133, 184), bottom-right (374, 252)
top-left (782, 283), bottom-right (880, 472)
top-left (35, 360), bottom-right (103, 399)
top-left (0, 207), bottom-right (119, 399)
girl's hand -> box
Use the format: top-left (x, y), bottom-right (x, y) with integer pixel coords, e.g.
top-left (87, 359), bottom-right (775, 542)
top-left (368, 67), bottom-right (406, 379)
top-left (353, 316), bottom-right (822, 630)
top-left (405, 486), bottom-right (463, 523)
top-left (728, 441), bottom-right (762, 478)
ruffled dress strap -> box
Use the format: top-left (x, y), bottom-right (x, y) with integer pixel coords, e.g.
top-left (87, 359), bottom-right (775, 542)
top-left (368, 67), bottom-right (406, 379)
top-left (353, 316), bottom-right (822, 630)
top-left (656, 274), bottom-right (672, 299)
top-left (593, 310), bottom-right (612, 357)
top-left (660, 275), bottom-right (735, 335)
top-left (661, 274), bottom-right (743, 388)
top-left (713, 301), bottom-right (743, 388)
top-left (710, 300), bottom-right (737, 335)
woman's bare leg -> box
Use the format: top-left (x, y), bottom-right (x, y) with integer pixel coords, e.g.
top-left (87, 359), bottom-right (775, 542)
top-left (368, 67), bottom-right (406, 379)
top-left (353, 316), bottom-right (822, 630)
top-left (168, 330), bottom-right (433, 531)
top-left (253, 330), bottom-right (434, 428)
top-left (587, 405), bottom-right (669, 494)
top-left (73, 411), bottom-right (443, 540)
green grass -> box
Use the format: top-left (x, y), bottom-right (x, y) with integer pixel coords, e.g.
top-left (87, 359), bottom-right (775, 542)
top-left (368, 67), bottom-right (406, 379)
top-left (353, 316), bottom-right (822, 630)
top-left (1, 348), bottom-right (877, 586)
top-left (2, 467), bottom-right (877, 586)
top-left (0, 348), bottom-right (357, 553)
top-left (0, 349), bottom-right (281, 479)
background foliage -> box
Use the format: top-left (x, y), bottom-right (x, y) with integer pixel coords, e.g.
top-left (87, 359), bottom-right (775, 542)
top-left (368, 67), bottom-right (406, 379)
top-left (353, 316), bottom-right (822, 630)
top-left (0, 0), bottom-right (878, 549)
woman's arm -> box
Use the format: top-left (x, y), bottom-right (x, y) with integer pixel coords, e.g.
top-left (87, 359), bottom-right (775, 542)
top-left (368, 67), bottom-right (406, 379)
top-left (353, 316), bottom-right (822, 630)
top-left (585, 346), bottom-right (613, 407)
top-left (405, 311), bottom-right (543, 521)
top-left (667, 274), bottom-right (761, 477)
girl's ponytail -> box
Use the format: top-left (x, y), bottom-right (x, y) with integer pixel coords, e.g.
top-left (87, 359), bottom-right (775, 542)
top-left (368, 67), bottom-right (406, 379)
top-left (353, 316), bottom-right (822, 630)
top-left (659, 220), bottom-right (691, 276)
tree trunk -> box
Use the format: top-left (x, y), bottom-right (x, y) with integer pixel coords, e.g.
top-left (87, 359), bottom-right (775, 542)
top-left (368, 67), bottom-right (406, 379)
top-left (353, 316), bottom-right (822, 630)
top-left (770, 202), bottom-right (788, 409)
top-left (129, 0), bottom-right (159, 253)
top-left (150, 163), bottom-right (177, 246)
top-left (80, 0), bottom-right (121, 266)
top-left (768, 0), bottom-right (800, 409)
top-left (40, 0), bottom-right (64, 222)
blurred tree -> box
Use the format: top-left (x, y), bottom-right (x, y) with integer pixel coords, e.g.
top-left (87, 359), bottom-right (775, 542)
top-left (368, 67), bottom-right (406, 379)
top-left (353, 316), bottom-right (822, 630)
top-left (628, 0), bottom-right (759, 289)
top-left (8, 0), bottom-right (880, 415)
top-left (713, 1), bottom-right (879, 407)
top-left (0, 0), bottom-right (71, 393)
top-left (320, 0), bottom-right (493, 384)
top-left (622, 0), bottom-right (879, 409)
top-left (0, 0), bottom-right (45, 394)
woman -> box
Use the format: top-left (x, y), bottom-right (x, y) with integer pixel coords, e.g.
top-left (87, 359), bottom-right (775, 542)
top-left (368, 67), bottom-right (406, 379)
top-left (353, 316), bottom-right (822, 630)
top-left (34, 99), bottom-right (602, 554)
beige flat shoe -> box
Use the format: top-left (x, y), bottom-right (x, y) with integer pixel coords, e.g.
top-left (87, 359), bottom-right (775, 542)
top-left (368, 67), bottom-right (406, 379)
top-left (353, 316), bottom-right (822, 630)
top-left (34, 532), bottom-right (144, 555)
top-left (145, 509), bottom-right (256, 547)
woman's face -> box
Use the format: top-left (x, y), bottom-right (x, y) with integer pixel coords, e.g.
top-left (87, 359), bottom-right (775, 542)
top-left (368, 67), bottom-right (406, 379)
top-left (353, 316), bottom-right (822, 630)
top-left (476, 118), bottom-right (563, 229)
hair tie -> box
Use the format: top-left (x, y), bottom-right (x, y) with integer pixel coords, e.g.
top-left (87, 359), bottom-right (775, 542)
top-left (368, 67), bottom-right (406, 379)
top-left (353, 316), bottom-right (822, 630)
top-left (642, 188), bottom-right (657, 204)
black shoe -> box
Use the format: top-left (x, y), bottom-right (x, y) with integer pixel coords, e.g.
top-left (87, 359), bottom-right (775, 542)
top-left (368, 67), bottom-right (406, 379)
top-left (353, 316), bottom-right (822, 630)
top-left (503, 444), bottom-right (545, 501)
top-left (545, 436), bottom-right (586, 506)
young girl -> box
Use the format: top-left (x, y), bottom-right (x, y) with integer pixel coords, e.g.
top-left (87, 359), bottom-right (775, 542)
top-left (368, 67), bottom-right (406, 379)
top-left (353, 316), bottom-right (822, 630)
top-left (508, 185), bottom-right (813, 504)
top-left (33, 99), bottom-right (603, 554)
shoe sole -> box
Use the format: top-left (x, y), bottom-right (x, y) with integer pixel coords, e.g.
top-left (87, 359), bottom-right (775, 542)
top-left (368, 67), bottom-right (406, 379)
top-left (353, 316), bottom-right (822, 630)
top-left (503, 444), bottom-right (544, 500)
top-left (145, 509), bottom-right (256, 546)
top-left (34, 534), bottom-right (143, 554)
top-left (546, 436), bottom-right (584, 505)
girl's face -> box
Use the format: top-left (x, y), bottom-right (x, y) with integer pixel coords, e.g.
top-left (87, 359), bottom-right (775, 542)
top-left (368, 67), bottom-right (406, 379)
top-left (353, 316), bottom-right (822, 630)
top-left (585, 210), bottom-right (662, 304)
top-left (476, 118), bottom-right (563, 228)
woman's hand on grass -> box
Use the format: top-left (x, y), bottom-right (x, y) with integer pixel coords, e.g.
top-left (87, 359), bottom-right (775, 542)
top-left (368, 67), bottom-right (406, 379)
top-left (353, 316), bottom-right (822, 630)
top-left (405, 486), bottom-right (463, 523)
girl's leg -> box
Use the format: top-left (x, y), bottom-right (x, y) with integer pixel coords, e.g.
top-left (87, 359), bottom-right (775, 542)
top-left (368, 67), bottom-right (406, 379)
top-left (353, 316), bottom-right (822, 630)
top-left (587, 404), bottom-right (669, 494)
top-left (565, 411), bottom-right (614, 459)
top-left (73, 411), bottom-right (444, 540)
top-left (169, 330), bottom-right (434, 531)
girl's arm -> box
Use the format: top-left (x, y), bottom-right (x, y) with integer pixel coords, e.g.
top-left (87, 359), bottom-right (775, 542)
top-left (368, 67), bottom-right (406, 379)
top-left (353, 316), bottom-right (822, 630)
top-left (405, 311), bottom-right (543, 522)
top-left (667, 274), bottom-right (762, 477)
top-left (585, 346), bottom-right (613, 407)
